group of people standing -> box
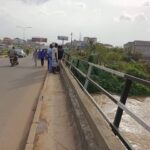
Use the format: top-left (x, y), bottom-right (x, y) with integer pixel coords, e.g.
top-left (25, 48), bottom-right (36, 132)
top-left (33, 43), bottom-right (64, 73)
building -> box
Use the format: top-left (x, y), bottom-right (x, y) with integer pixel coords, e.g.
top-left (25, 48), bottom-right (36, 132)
top-left (103, 44), bottom-right (113, 49)
top-left (65, 37), bottom-right (98, 50)
top-left (124, 40), bottom-right (150, 59)
top-left (65, 40), bottom-right (88, 50)
top-left (98, 42), bottom-right (113, 49)
top-left (13, 38), bottom-right (25, 45)
top-left (72, 40), bottom-right (88, 49)
top-left (83, 37), bottom-right (97, 44)
top-left (3, 37), bottom-right (13, 45)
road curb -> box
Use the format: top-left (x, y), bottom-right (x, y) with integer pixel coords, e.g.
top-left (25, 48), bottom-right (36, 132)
top-left (25, 71), bottom-right (48, 150)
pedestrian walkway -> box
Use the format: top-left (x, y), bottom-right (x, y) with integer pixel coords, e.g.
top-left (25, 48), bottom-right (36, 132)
top-left (33, 73), bottom-right (80, 150)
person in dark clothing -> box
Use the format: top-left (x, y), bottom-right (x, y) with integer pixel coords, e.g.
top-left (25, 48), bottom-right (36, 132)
top-left (57, 45), bottom-right (64, 72)
top-left (39, 49), bottom-right (45, 67)
top-left (58, 45), bottom-right (64, 60)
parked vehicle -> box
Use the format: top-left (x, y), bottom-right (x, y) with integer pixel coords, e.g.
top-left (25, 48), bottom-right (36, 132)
top-left (15, 49), bottom-right (27, 57)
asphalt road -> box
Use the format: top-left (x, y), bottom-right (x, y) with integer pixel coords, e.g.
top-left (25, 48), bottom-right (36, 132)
top-left (0, 55), bottom-right (46, 150)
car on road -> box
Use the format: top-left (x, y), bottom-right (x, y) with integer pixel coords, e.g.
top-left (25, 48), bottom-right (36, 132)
top-left (15, 49), bottom-right (27, 58)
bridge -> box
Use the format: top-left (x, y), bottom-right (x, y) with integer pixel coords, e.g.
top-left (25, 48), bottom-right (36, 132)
top-left (25, 54), bottom-right (150, 150)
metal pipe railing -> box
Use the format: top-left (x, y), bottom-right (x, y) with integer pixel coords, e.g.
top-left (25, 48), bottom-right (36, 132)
top-left (63, 52), bottom-right (150, 150)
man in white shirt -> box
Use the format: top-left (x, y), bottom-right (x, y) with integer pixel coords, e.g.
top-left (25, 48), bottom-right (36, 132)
top-left (52, 43), bottom-right (58, 73)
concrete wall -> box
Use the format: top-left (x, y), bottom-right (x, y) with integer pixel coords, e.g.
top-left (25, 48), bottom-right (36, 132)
top-left (60, 62), bottom-right (125, 150)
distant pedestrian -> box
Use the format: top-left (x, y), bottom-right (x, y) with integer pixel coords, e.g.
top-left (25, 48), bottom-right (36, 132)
top-left (52, 43), bottom-right (58, 73)
top-left (37, 49), bottom-right (41, 60)
top-left (26, 49), bottom-right (29, 55)
top-left (47, 44), bottom-right (53, 72)
top-left (58, 45), bottom-right (64, 61)
top-left (33, 49), bottom-right (38, 67)
top-left (57, 45), bottom-right (64, 71)
top-left (39, 49), bottom-right (46, 67)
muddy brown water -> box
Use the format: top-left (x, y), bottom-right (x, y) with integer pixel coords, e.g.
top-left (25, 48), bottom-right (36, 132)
top-left (92, 94), bottom-right (150, 150)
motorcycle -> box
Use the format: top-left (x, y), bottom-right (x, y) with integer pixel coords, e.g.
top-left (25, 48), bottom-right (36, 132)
top-left (10, 55), bottom-right (19, 66)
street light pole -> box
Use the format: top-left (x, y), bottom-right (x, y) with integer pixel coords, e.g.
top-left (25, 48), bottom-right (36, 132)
top-left (17, 26), bottom-right (32, 41)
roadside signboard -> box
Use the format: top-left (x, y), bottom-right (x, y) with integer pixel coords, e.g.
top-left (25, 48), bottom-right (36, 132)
top-left (32, 37), bottom-right (47, 42)
top-left (57, 36), bottom-right (68, 41)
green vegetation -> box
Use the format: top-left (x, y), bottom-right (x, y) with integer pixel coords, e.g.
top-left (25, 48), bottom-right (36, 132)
top-left (68, 43), bottom-right (150, 96)
top-left (0, 46), bottom-right (34, 56)
top-left (17, 45), bottom-right (34, 54)
top-left (0, 48), bottom-right (9, 56)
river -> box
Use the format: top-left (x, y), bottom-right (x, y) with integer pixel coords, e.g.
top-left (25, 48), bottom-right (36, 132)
top-left (92, 94), bottom-right (150, 150)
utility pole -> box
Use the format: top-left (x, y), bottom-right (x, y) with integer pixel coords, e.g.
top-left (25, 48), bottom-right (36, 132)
top-left (71, 32), bottom-right (73, 46)
top-left (79, 32), bottom-right (82, 41)
top-left (17, 26), bottom-right (32, 41)
top-left (62, 39), bottom-right (64, 45)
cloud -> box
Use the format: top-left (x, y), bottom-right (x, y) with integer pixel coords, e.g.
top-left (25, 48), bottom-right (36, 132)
top-left (52, 10), bottom-right (66, 16)
top-left (114, 13), bottom-right (132, 22)
top-left (75, 2), bottom-right (87, 9)
top-left (92, 9), bottom-right (101, 15)
top-left (20, 0), bottom-right (49, 5)
top-left (134, 13), bottom-right (148, 22)
top-left (143, 1), bottom-right (150, 6)
top-left (114, 12), bottom-right (148, 22)
top-left (1, 0), bottom-right (150, 46)
top-left (109, 0), bottom-right (144, 7)
top-left (119, 14), bottom-right (132, 21)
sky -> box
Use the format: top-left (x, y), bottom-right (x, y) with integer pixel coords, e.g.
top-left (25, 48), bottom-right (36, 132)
top-left (0, 0), bottom-right (150, 46)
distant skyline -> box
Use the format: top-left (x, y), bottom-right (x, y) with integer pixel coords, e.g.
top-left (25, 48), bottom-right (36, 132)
top-left (0, 0), bottom-right (150, 46)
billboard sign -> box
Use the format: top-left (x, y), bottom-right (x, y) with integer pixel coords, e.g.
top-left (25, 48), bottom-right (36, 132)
top-left (32, 37), bottom-right (47, 42)
top-left (57, 36), bottom-right (68, 41)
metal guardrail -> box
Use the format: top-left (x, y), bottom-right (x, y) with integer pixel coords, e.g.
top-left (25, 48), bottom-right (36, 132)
top-left (63, 53), bottom-right (150, 150)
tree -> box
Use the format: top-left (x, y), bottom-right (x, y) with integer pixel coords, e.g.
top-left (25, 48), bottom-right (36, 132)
top-left (105, 51), bottom-right (122, 65)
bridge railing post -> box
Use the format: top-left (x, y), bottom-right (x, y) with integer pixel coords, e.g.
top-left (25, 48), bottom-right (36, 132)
top-left (84, 64), bottom-right (93, 89)
top-left (63, 53), bottom-right (70, 66)
top-left (113, 79), bottom-right (132, 129)
top-left (67, 54), bottom-right (70, 61)
top-left (69, 59), bottom-right (73, 70)
top-left (76, 59), bottom-right (80, 68)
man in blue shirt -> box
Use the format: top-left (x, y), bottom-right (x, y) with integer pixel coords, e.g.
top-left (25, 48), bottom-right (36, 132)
top-left (39, 49), bottom-right (46, 67)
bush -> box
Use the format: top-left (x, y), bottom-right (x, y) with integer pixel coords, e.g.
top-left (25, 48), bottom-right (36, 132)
top-left (88, 54), bottom-right (97, 63)
top-left (130, 83), bottom-right (150, 96)
top-left (90, 68), bottom-right (124, 94)
top-left (0, 49), bottom-right (8, 55)
top-left (69, 47), bottom-right (150, 96)
top-left (126, 66), bottom-right (149, 80)
top-left (73, 60), bottom-right (150, 96)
